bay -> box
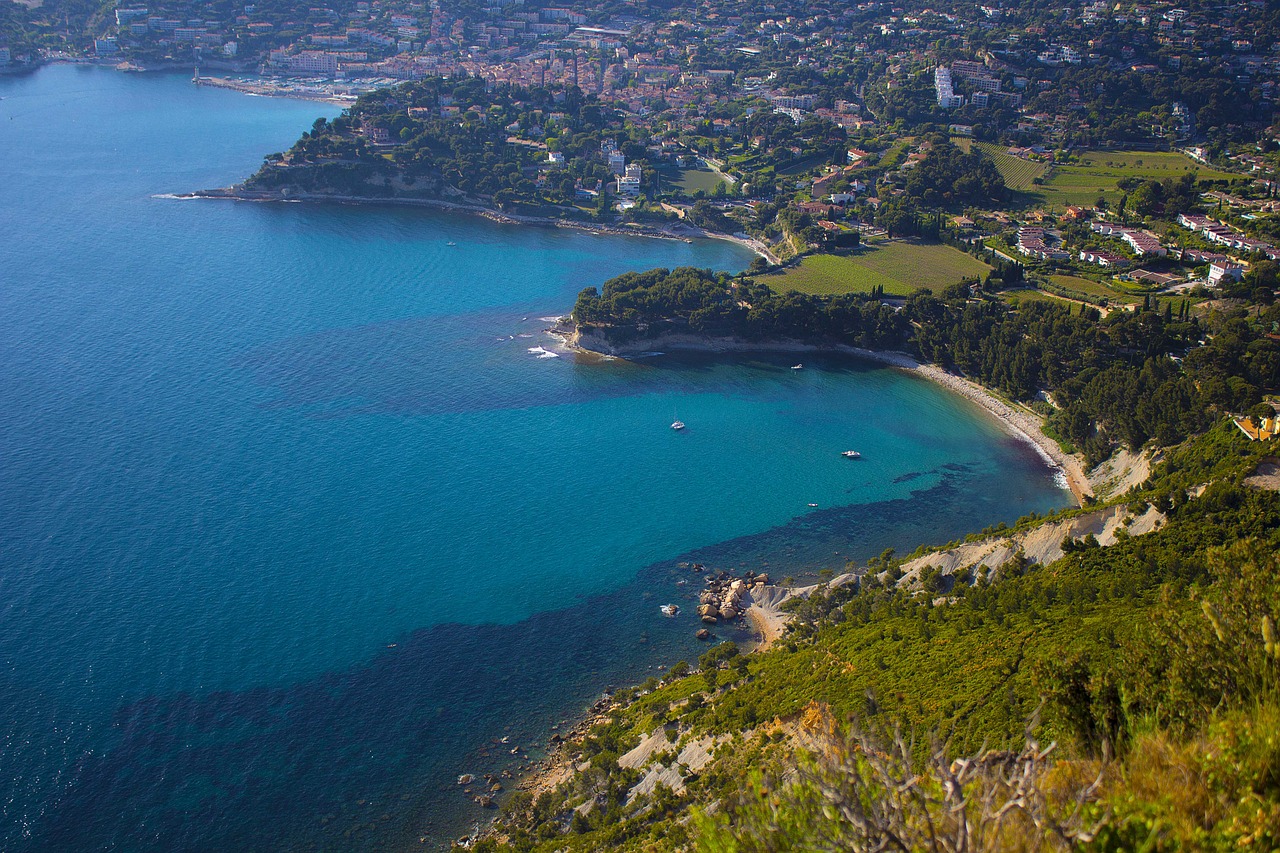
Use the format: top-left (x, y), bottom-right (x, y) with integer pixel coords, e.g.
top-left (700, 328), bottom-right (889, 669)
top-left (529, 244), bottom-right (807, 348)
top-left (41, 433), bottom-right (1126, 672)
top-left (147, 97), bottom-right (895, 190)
top-left (0, 65), bottom-right (1068, 850)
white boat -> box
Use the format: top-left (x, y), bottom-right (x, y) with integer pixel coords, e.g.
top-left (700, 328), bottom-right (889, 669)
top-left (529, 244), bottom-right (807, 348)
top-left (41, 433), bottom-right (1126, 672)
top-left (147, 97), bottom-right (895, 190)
top-left (842, 450), bottom-right (862, 459)
top-left (671, 420), bottom-right (685, 430)
top-left (791, 364), bottom-right (803, 370)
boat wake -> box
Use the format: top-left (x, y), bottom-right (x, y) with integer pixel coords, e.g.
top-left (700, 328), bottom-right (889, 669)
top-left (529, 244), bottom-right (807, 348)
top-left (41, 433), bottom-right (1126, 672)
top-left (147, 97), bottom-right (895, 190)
top-left (527, 346), bottom-right (560, 359)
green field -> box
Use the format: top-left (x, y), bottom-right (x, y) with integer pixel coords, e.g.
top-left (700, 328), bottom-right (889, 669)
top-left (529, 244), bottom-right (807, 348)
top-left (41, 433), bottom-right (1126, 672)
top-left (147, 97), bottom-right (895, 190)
top-left (1048, 274), bottom-right (1142, 305)
top-left (1033, 150), bottom-right (1236, 209)
top-left (1001, 288), bottom-right (1075, 308)
top-left (768, 242), bottom-right (992, 296)
top-left (666, 167), bottom-right (726, 194)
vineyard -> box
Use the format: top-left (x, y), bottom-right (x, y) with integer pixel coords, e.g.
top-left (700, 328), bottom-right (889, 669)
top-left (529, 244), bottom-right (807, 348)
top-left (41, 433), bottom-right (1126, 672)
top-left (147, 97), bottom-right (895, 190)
top-left (974, 142), bottom-right (1048, 191)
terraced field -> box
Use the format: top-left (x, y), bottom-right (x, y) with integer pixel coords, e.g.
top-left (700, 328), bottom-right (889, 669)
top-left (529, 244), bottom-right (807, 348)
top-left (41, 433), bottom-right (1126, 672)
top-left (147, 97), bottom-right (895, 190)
top-left (768, 242), bottom-right (991, 296)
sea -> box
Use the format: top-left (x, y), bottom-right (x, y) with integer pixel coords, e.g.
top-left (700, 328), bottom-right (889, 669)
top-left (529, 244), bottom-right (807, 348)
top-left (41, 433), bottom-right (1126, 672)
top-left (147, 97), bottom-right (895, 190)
top-left (0, 64), bottom-right (1070, 851)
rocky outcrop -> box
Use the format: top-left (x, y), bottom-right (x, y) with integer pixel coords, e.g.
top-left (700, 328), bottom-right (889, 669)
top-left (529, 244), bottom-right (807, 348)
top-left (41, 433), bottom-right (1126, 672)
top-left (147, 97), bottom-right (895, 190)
top-left (896, 503), bottom-right (1165, 585)
top-left (1089, 448), bottom-right (1158, 501)
top-left (624, 733), bottom-right (723, 804)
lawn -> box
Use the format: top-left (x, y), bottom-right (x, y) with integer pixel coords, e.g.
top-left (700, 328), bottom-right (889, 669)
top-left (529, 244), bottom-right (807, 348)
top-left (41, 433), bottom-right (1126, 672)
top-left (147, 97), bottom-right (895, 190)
top-left (768, 242), bottom-right (992, 296)
top-left (1032, 150), bottom-right (1237, 210)
top-left (1047, 274), bottom-right (1142, 305)
top-left (666, 167), bottom-right (726, 195)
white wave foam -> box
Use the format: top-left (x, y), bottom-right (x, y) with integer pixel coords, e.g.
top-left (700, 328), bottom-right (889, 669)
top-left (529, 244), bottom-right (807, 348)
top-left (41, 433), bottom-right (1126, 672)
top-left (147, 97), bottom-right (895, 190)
top-left (527, 346), bottom-right (560, 359)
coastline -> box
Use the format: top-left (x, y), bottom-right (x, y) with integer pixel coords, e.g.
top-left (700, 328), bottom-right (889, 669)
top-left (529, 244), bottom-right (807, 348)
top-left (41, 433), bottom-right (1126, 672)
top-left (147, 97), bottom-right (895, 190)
top-left (557, 326), bottom-right (1093, 507)
top-left (197, 75), bottom-right (359, 104)
top-left (180, 187), bottom-right (777, 260)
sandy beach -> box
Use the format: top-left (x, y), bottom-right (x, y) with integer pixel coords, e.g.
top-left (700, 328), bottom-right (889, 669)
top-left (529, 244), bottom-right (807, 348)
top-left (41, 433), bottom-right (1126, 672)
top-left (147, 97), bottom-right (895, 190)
top-left (562, 327), bottom-right (1094, 507)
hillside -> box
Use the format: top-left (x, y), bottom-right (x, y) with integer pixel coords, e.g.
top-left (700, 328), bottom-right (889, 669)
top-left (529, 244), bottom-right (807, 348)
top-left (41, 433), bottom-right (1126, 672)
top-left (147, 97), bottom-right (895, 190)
top-left (472, 422), bottom-right (1280, 851)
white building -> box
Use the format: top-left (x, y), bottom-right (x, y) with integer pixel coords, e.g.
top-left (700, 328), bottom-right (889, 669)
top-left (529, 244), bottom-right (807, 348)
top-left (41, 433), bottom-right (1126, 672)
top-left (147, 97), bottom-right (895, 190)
top-left (618, 163), bottom-right (642, 196)
top-left (934, 67), bottom-right (963, 108)
top-left (1208, 262), bottom-right (1245, 285)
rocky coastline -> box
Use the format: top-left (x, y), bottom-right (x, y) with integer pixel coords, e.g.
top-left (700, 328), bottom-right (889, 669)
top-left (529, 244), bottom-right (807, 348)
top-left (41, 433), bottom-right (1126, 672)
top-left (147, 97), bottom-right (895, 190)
top-left (179, 187), bottom-right (777, 260)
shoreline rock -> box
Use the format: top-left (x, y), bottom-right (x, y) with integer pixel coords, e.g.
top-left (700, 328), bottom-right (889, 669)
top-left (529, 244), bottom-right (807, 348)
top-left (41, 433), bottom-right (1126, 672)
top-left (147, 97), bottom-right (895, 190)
top-left (174, 188), bottom-right (773, 259)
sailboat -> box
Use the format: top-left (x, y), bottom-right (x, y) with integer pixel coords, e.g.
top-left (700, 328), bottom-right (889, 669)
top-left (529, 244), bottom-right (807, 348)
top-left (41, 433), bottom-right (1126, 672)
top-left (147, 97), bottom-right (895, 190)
top-left (671, 409), bottom-right (685, 430)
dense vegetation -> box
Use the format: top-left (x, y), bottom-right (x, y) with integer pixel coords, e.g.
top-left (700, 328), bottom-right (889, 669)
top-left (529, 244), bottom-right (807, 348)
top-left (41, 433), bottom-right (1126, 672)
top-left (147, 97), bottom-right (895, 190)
top-left (575, 267), bottom-right (1280, 464)
top-left (573, 267), bottom-right (910, 349)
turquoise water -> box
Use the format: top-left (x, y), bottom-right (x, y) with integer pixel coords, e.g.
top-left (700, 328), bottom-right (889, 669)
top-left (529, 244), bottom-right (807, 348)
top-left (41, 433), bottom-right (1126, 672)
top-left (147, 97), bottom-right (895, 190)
top-left (0, 65), bottom-right (1069, 851)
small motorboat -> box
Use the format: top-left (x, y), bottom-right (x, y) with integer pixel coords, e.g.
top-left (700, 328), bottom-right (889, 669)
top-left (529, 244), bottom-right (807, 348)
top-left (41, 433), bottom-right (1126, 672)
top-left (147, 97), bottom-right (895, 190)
top-left (791, 364), bottom-right (803, 370)
top-left (807, 503), bottom-right (818, 507)
top-left (842, 450), bottom-right (862, 459)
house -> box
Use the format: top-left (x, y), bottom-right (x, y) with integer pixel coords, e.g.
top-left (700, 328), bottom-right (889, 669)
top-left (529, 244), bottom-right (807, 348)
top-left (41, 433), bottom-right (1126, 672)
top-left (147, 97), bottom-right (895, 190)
top-left (1181, 249), bottom-right (1229, 264)
top-left (617, 163), bottom-right (642, 197)
top-left (1017, 227), bottom-right (1068, 260)
top-left (363, 125), bottom-right (393, 145)
top-left (1079, 250), bottom-right (1125, 267)
top-left (1208, 262), bottom-right (1245, 285)
top-left (1234, 414), bottom-right (1280, 441)
top-left (797, 201), bottom-right (835, 217)
top-left (1122, 231), bottom-right (1167, 256)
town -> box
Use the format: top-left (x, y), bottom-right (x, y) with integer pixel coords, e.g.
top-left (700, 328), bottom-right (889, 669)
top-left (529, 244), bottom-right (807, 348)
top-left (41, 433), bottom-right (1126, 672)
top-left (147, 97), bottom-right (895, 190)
top-left (5, 0), bottom-right (1280, 337)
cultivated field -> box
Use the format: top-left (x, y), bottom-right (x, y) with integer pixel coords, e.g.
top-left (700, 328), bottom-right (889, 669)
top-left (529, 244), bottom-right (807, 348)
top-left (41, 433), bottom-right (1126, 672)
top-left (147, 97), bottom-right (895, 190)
top-left (1047, 274), bottom-right (1142, 305)
top-left (768, 242), bottom-right (991, 296)
top-left (1033, 150), bottom-right (1236, 209)
top-left (1001, 288), bottom-right (1076, 309)
top-left (973, 142), bottom-right (1048, 191)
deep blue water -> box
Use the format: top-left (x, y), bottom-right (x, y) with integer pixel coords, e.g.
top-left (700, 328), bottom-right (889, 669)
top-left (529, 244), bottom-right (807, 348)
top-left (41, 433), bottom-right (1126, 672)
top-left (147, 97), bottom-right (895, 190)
top-left (0, 65), bottom-right (1069, 851)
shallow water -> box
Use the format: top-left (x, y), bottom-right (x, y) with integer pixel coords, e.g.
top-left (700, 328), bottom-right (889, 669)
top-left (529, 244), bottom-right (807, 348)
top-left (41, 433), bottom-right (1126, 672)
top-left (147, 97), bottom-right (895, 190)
top-left (0, 65), bottom-right (1069, 850)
